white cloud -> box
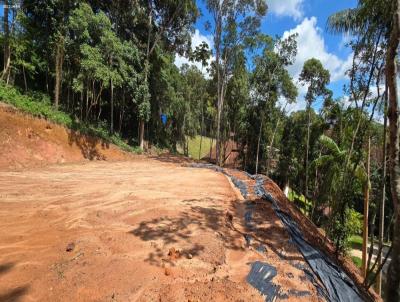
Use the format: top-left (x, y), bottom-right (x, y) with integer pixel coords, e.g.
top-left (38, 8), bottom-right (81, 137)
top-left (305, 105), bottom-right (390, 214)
top-left (281, 17), bottom-right (353, 110)
top-left (267, 0), bottom-right (304, 20)
top-left (174, 29), bottom-right (214, 76)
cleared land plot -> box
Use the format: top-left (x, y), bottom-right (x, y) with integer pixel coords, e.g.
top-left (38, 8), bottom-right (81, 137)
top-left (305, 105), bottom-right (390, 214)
top-left (0, 157), bottom-right (321, 301)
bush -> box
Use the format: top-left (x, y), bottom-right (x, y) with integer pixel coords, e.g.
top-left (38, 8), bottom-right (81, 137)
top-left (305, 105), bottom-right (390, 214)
top-left (328, 207), bottom-right (363, 254)
top-left (0, 82), bottom-right (141, 153)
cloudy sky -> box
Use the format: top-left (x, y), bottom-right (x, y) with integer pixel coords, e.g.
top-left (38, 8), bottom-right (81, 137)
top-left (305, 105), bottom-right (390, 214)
top-left (175, 0), bottom-right (358, 112)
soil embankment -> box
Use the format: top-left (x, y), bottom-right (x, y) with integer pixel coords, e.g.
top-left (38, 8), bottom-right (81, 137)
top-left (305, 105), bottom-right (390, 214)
top-left (0, 103), bottom-right (131, 170)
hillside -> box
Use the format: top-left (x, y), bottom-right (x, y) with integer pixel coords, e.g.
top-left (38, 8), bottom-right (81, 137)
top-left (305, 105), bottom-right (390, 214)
top-left (0, 103), bottom-right (133, 170)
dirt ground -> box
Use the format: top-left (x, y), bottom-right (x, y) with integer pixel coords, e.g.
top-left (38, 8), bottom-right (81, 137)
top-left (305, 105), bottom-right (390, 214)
top-left (0, 156), bottom-right (326, 302)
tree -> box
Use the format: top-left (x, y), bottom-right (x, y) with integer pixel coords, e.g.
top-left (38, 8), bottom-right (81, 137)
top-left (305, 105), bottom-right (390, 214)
top-left (137, 0), bottom-right (199, 149)
top-left (313, 134), bottom-right (367, 252)
top-left (385, 0), bottom-right (400, 299)
top-left (299, 58), bottom-right (330, 199)
top-left (328, 0), bottom-right (399, 296)
top-left (248, 35), bottom-right (297, 174)
top-left (22, 0), bottom-right (77, 109)
top-left (205, 0), bottom-right (267, 166)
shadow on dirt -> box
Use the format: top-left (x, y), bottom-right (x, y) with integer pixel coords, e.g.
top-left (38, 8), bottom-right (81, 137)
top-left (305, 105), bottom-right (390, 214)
top-left (67, 120), bottom-right (109, 160)
top-left (0, 263), bottom-right (14, 276)
top-left (129, 196), bottom-right (302, 266)
top-left (0, 286), bottom-right (30, 302)
top-left (0, 262), bottom-right (30, 302)
top-left (129, 198), bottom-right (246, 267)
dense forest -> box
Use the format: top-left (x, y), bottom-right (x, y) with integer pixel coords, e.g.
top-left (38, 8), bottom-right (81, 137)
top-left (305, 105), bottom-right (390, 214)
top-left (1, 0), bottom-right (400, 299)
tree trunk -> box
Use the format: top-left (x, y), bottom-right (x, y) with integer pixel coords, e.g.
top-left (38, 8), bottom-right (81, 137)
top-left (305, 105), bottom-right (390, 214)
top-left (139, 119), bottom-right (145, 149)
top-left (119, 91), bottom-right (125, 133)
top-left (367, 209), bottom-right (376, 274)
top-left (266, 117), bottom-right (281, 175)
top-left (386, 1), bottom-right (400, 300)
top-left (2, 1), bottom-right (11, 82)
top-left (377, 83), bottom-right (388, 295)
top-left (110, 78), bottom-right (114, 134)
top-left (85, 86), bottom-right (89, 120)
top-left (362, 137), bottom-right (371, 278)
top-left (215, 8), bottom-right (223, 166)
top-left (199, 103), bottom-right (204, 160)
top-left (22, 65), bottom-right (27, 92)
top-left (255, 118), bottom-right (263, 175)
top-left (54, 36), bottom-right (64, 109)
top-left (305, 104), bottom-right (311, 198)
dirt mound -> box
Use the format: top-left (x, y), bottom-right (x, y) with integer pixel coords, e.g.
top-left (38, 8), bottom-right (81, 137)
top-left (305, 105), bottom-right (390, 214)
top-left (0, 103), bottom-right (132, 170)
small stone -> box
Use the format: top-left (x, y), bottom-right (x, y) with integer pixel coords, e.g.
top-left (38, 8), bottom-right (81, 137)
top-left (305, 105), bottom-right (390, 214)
top-left (187, 253), bottom-right (193, 259)
top-left (66, 242), bottom-right (75, 252)
top-left (164, 267), bottom-right (172, 276)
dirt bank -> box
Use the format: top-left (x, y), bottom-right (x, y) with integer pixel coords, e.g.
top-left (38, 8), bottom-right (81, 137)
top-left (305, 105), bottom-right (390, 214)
top-left (0, 103), bottom-right (132, 171)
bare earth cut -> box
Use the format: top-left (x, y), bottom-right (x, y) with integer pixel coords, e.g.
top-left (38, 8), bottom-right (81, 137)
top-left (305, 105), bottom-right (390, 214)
top-left (0, 157), bottom-right (326, 302)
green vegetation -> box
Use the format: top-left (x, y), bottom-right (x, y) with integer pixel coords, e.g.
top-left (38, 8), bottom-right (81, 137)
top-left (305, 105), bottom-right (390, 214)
top-left (351, 256), bottom-right (362, 269)
top-left (287, 189), bottom-right (312, 215)
top-left (185, 135), bottom-right (215, 159)
top-left (349, 235), bottom-right (363, 249)
top-left (0, 83), bottom-right (140, 153)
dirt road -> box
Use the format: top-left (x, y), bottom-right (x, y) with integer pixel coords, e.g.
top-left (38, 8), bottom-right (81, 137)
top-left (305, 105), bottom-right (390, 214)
top-left (0, 157), bottom-right (320, 301)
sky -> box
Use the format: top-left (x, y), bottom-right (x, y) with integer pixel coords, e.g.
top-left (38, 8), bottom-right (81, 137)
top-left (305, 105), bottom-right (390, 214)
top-left (175, 0), bottom-right (358, 113)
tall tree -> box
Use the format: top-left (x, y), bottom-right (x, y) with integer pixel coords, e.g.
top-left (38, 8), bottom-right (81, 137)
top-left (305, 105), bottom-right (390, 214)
top-left (299, 58), bottom-right (330, 198)
top-left (386, 0), bottom-right (400, 299)
top-left (137, 0), bottom-right (199, 149)
top-left (205, 0), bottom-right (267, 166)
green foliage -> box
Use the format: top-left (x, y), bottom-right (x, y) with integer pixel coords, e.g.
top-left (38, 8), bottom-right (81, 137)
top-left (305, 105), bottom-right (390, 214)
top-left (287, 189), bottom-right (313, 215)
top-left (351, 255), bottom-right (362, 268)
top-left (349, 234), bottom-right (363, 249)
top-left (328, 207), bottom-right (363, 253)
top-left (299, 58), bottom-right (331, 106)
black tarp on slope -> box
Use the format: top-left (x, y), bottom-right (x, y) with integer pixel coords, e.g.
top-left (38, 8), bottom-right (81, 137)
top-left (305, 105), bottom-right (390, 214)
top-left (254, 177), bottom-right (365, 302)
top-left (189, 164), bottom-right (367, 302)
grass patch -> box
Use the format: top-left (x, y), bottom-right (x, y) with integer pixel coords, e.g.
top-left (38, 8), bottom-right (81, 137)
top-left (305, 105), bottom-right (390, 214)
top-left (0, 82), bottom-right (141, 153)
top-left (351, 256), bottom-right (362, 268)
top-left (186, 135), bottom-right (215, 159)
top-left (349, 235), bottom-right (363, 249)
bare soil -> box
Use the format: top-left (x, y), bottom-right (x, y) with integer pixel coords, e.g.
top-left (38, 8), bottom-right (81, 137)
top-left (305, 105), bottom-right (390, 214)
top-left (0, 103), bottom-right (132, 171)
top-left (0, 156), bottom-right (324, 302)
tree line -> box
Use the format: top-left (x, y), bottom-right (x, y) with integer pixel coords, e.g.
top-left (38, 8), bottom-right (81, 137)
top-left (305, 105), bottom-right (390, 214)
top-left (1, 0), bottom-right (400, 299)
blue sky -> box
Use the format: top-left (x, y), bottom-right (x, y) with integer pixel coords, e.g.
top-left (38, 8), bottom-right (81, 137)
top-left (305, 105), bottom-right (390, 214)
top-left (175, 0), bottom-right (358, 112)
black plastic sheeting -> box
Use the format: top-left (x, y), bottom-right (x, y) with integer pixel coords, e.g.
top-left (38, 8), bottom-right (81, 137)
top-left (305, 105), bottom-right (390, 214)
top-left (247, 261), bottom-right (280, 302)
top-left (254, 177), bottom-right (365, 302)
top-left (189, 164), bottom-right (367, 302)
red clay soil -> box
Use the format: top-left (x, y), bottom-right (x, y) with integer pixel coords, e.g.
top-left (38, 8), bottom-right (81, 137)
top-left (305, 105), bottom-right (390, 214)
top-left (0, 103), bottom-right (132, 171)
top-left (0, 155), bottom-right (330, 302)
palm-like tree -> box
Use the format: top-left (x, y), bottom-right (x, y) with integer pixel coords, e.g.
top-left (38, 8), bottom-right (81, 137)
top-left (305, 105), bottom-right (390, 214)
top-left (328, 1), bottom-right (400, 298)
top-left (313, 135), bottom-right (368, 253)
